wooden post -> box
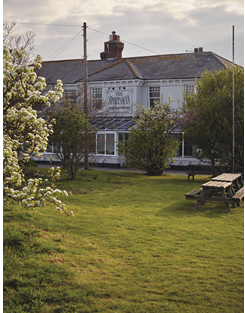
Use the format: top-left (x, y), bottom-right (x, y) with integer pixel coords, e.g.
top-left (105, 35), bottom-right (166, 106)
top-left (83, 22), bottom-right (89, 169)
top-left (83, 22), bottom-right (88, 117)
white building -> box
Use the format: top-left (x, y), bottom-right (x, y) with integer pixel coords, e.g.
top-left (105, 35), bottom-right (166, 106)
top-left (36, 31), bottom-right (234, 169)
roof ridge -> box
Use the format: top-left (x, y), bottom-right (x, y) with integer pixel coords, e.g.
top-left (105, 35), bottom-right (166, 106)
top-left (42, 52), bottom-right (199, 65)
top-left (75, 59), bottom-right (125, 82)
top-left (211, 52), bottom-right (235, 68)
top-left (42, 58), bottom-right (84, 64)
top-left (125, 59), bottom-right (144, 79)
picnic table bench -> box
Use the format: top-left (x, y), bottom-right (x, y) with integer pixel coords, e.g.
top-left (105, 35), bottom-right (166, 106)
top-left (185, 173), bottom-right (244, 212)
top-left (232, 186), bottom-right (244, 204)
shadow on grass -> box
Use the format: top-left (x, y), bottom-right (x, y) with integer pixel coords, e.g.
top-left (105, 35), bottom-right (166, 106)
top-left (156, 200), bottom-right (238, 219)
top-left (153, 176), bottom-right (239, 218)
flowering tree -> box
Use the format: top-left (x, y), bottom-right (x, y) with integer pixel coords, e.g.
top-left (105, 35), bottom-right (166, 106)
top-left (3, 45), bottom-right (72, 215)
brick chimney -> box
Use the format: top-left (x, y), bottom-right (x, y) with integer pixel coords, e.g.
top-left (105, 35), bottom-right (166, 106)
top-left (100, 31), bottom-right (124, 60)
top-left (194, 47), bottom-right (204, 53)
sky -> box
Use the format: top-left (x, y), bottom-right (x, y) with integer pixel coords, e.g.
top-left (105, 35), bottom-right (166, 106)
top-left (3, 0), bottom-right (244, 66)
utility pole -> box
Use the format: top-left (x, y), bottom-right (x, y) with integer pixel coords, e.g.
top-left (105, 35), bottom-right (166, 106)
top-left (83, 22), bottom-right (88, 117)
top-left (83, 22), bottom-right (89, 169)
top-left (232, 25), bottom-right (235, 173)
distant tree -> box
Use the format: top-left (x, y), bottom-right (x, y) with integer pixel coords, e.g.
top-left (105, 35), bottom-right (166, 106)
top-left (3, 45), bottom-right (72, 214)
top-left (179, 66), bottom-right (244, 167)
top-left (118, 98), bottom-right (180, 175)
top-left (3, 20), bottom-right (35, 64)
top-left (48, 96), bottom-right (98, 180)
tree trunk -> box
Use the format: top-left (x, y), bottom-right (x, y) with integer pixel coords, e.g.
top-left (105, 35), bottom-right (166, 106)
top-left (84, 140), bottom-right (89, 170)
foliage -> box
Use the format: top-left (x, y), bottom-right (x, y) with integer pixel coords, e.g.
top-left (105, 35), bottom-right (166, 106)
top-left (118, 98), bottom-right (180, 175)
top-left (179, 66), bottom-right (244, 166)
top-left (22, 159), bottom-right (38, 168)
top-left (3, 45), bottom-right (71, 215)
top-left (48, 97), bottom-right (98, 180)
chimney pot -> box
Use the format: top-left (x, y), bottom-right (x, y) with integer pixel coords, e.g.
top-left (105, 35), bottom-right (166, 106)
top-left (199, 47), bottom-right (203, 53)
top-left (194, 48), bottom-right (198, 53)
top-left (100, 31), bottom-right (124, 60)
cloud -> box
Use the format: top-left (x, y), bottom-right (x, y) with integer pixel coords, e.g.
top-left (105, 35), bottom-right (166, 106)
top-left (3, 0), bottom-right (244, 65)
top-left (4, 0), bottom-right (243, 21)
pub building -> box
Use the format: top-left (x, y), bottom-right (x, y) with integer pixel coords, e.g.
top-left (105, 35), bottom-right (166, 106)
top-left (35, 31), bottom-right (235, 169)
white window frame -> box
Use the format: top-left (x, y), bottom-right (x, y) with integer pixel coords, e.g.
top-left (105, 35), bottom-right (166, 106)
top-left (185, 85), bottom-right (195, 95)
top-left (63, 89), bottom-right (76, 100)
top-left (96, 132), bottom-right (116, 156)
top-left (92, 87), bottom-right (103, 109)
top-left (149, 86), bottom-right (160, 107)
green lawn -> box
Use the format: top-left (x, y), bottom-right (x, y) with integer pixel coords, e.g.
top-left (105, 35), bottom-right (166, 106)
top-left (3, 169), bottom-right (244, 312)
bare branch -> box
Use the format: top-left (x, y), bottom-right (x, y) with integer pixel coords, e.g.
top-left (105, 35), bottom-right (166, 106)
top-left (3, 20), bottom-right (36, 64)
top-left (3, 20), bottom-right (17, 42)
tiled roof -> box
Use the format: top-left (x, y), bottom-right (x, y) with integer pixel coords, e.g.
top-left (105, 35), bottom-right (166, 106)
top-left (37, 51), bottom-right (234, 84)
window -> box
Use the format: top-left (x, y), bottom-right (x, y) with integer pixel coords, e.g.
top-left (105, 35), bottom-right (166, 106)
top-left (168, 133), bottom-right (181, 157)
top-left (92, 87), bottom-right (102, 109)
top-left (97, 134), bottom-right (105, 154)
top-left (118, 133), bottom-right (129, 144)
top-left (89, 134), bottom-right (96, 154)
top-left (106, 134), bottom-right (114, 155)
top-left (53, 145), bottom-right (60, 153)
top-left (149, 86), bottom-right (160, 107)
top-left (97, 133), bottom-right (115, 155)
top-left (45, 144), bottom-right (53, 153)
top-left (64, 89), bottom-right (76, 101)
top-left (179, 141), bottom-right (194, 157)
top-left (118, 133), bottom-right (129, 156)
top-left (185, 85), bottom-right (194, 95)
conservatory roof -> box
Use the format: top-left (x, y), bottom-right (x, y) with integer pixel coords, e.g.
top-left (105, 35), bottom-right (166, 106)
top-left (92, 117), bottom-right (134, 131)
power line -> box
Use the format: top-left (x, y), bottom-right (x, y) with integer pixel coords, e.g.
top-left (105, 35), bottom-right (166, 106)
top-left (46, 30), bottom-right (83, 60)
top-left (14, 21), bottom-right (161, 56)
top-left (88, 26), bottom-right (160, 55)
top-left (121, 39), bottom-right (160, 55)
top-left (87, 27), bottom-right (108, 37)
top-left (16, 21), bottom-right (82, 28)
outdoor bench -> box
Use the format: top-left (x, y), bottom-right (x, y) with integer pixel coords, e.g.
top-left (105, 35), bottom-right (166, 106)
top-left (185, 188), bottom-right (202, 199)
top-left (232, 186), bottom-right (244, 205)
top-left (186, 171), bottom-right (214, 181)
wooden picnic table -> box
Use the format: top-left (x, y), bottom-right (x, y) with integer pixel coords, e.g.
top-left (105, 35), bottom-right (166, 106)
top-left (185, 177), bottom-right (244, 212)
top-left (211, 173), bottom-right (243, 191)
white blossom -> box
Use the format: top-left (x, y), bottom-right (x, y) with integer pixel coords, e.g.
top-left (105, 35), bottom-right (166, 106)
top-left (3, 46), bottom-right (71, 216)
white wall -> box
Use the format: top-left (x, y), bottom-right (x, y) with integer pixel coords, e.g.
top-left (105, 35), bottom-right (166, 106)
top-left (160, 85), bottom-right (184, 110)
top-left (65, 78), bottom-right (196, 114)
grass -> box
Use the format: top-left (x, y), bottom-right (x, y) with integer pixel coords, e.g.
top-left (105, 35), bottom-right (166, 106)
top-left (3, 168), bottom-right (244, 312)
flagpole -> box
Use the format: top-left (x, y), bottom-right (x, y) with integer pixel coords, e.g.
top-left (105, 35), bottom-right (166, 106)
top-left (232, 25), bottom-right (235, 173)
